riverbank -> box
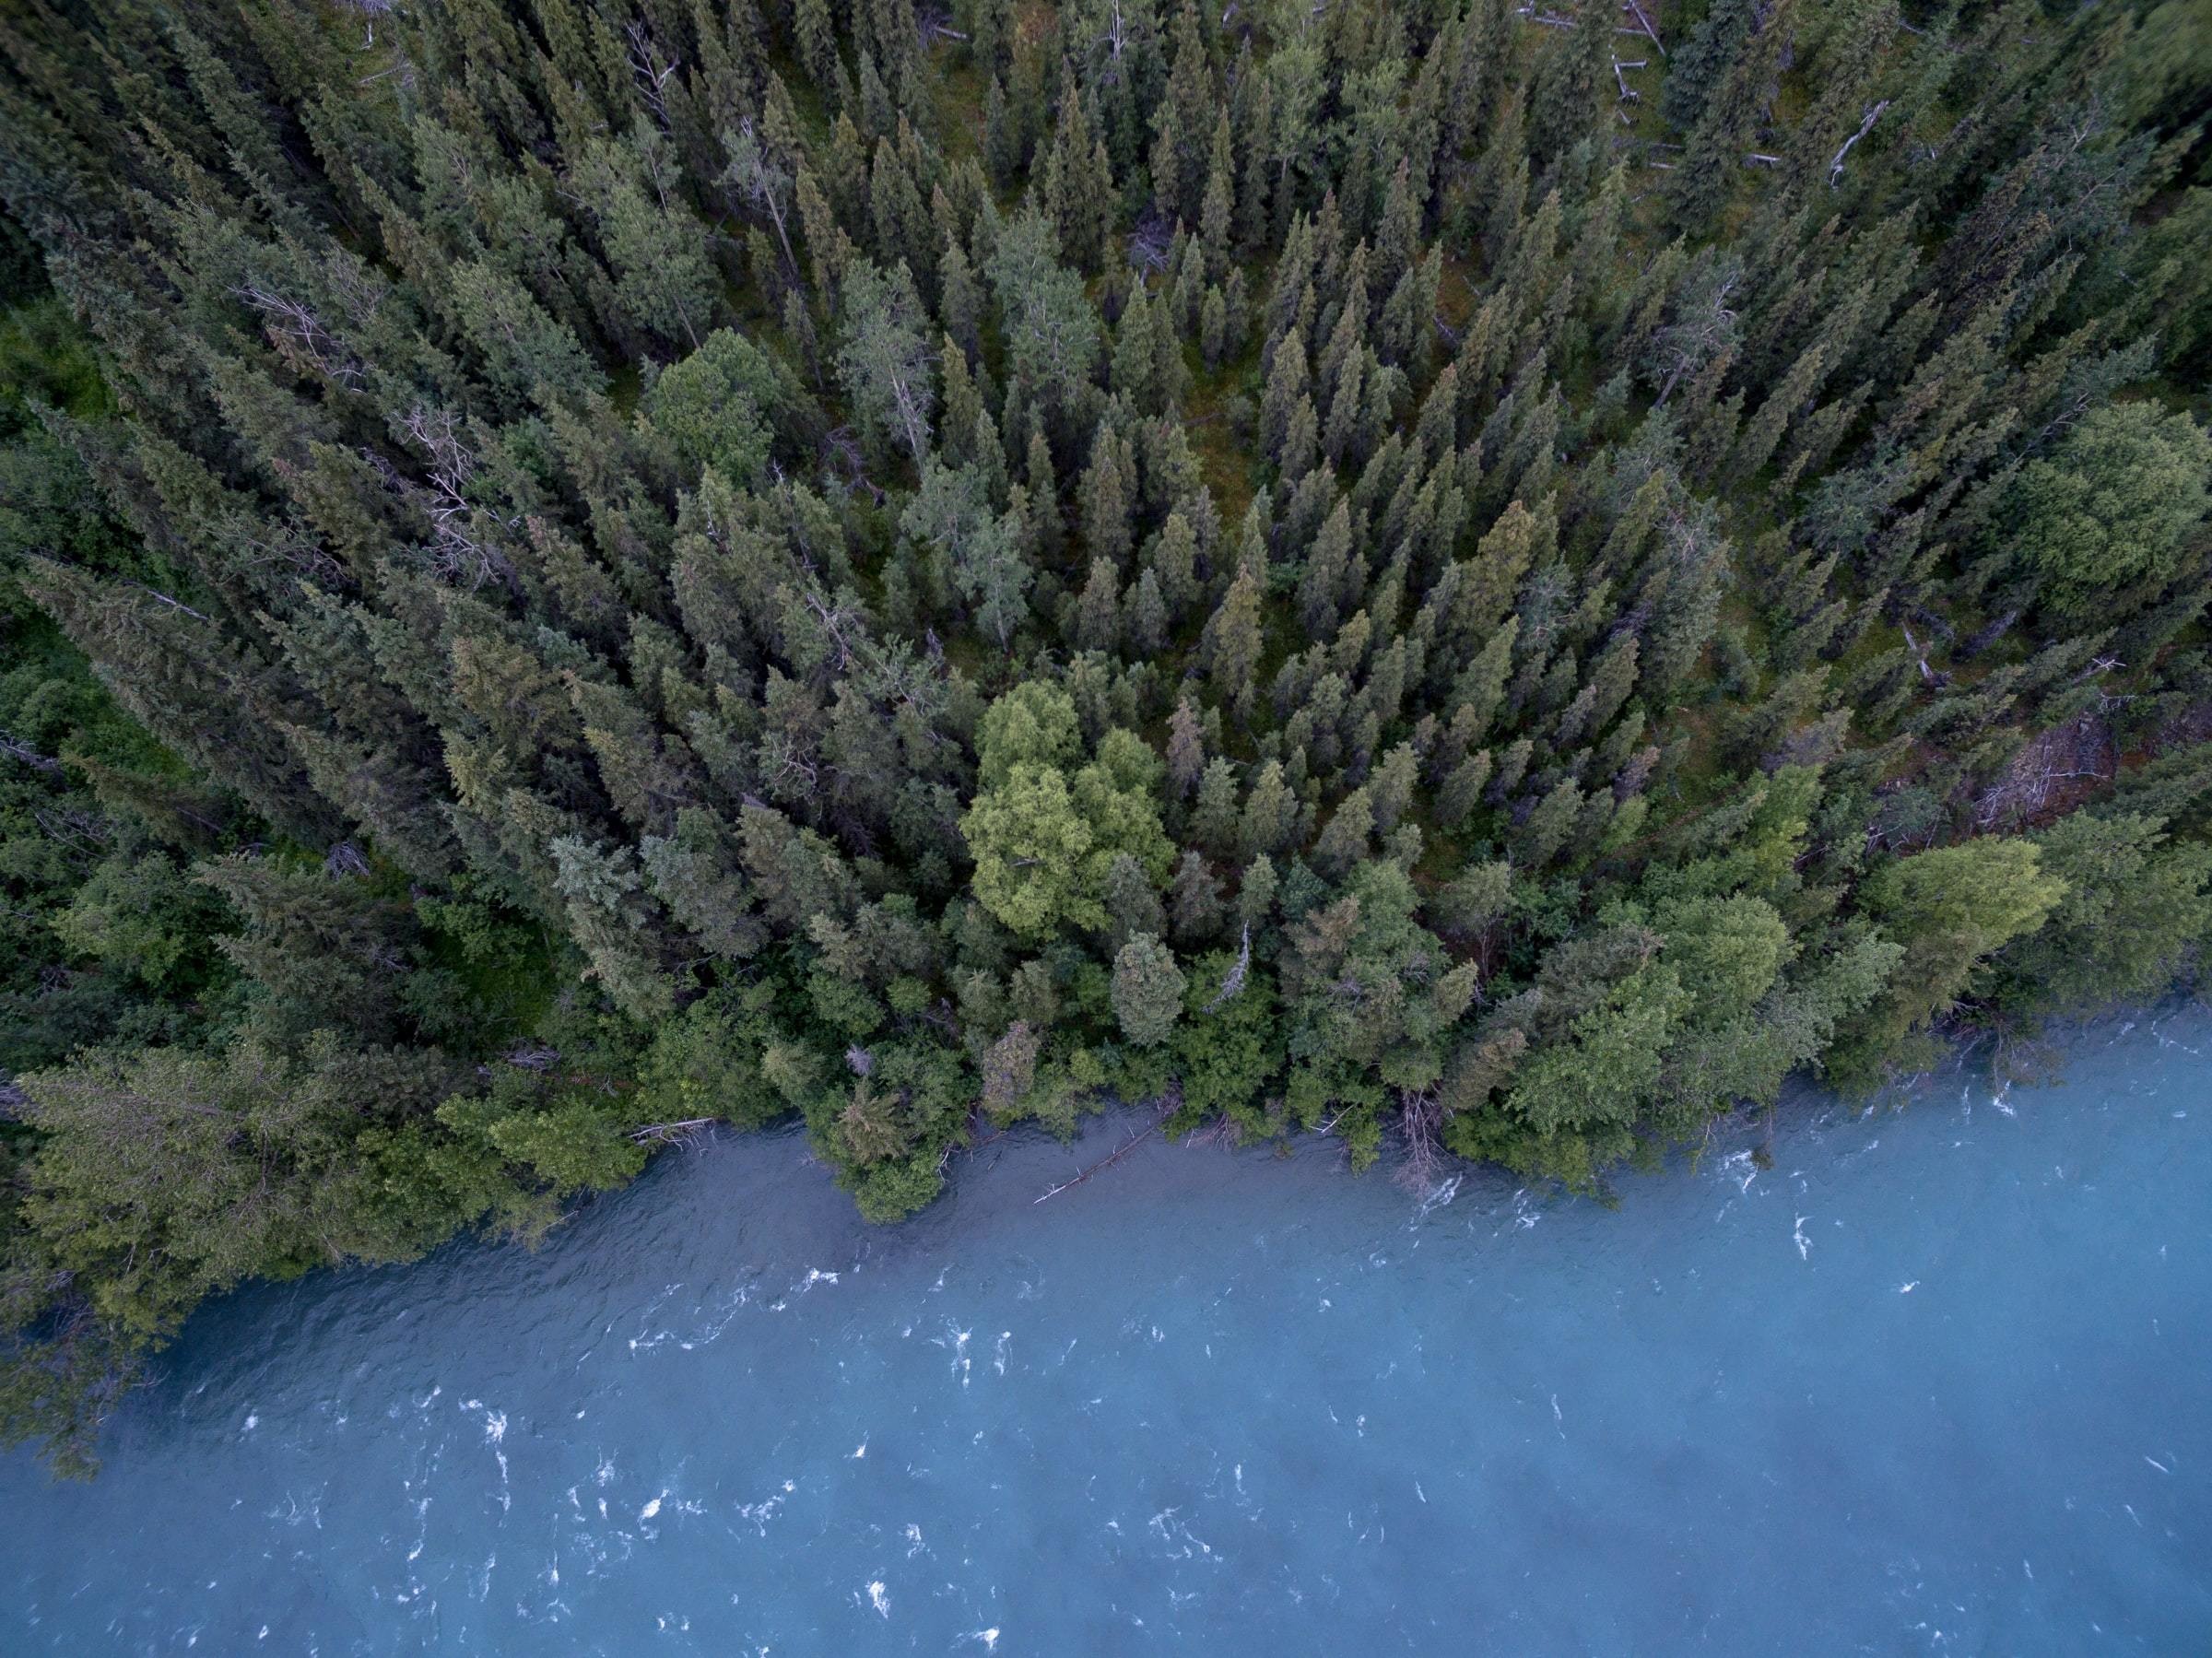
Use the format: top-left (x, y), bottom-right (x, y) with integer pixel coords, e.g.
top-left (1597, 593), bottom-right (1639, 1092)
top-left (6, 1009), bottom-right (2208, 1651)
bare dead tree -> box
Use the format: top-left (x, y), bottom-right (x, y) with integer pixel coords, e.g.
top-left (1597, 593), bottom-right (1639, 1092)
top-left (1621, 0), bottom-right (1665, 53)
top-left (0, 732), bottom-right (63, 773)
top-left (232, 281), bottom-right (364, 387)
top-left (724, 119), bottom-right (800, 282)
top-left (1971, 712), bottom-right (2116, 829)
top-left (1512, 4), bottom-right (1658, 40)
top-left (120, 581), bottom-right (213, 624)
top-left (1203, 923), bottom-right (1253, 1013)
top-left (231, 523), bottom-right (349, 589)
top-left (1391, 1088), bottom-right (1449, 1195)
top-left (624, 20), bottom-right (681, 134)
top-left (916, 6), bottom-right (967, 42)
top-left (1899, 620), bottom-right (1943, 687)
top-left (629, 1118), bottom-right (720, 1145)
top-left (1126, 212), bottom-right (1174, 274)
top-left (819, 426), bottom-right (886, 504)
top-left (33, 805), bottom-right (110, 856)
top-left (1093, 1), bottom-right (1131, 78)
top-left (400, 406), bottom-right (512, 591)
top-left (324, 840), bottom-right (371, 878)
top-left (759, 729), bottom-right (823, 795)
top-left (803, 584), bottom-right (868, 672)
top-left (1650, 271), bottom-right (1740, 407)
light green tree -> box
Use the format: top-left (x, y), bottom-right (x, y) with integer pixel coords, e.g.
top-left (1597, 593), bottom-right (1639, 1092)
top-left (2003, 403), bottom-right (2212, 616)
top-left (1112, 933), bottom-right (1187, 1046)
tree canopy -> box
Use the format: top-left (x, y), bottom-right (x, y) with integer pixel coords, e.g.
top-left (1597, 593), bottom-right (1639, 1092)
top-left (2, 0), bottom-right (2210, 1475)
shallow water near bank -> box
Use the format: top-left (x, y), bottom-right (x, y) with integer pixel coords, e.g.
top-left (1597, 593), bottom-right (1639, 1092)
top-left (6, 1013), bottom-right (2212, 1654)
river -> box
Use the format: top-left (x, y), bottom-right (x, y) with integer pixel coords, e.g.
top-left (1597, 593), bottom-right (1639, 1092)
top-left (6, 1012), bottom-right (2210, 1652)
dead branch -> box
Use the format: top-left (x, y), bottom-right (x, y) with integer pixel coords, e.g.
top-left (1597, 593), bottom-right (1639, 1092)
top-left (629, 1118), bottom-right (720, 1145)
top-left (1203, 922), bottom-right (1253, 1013)
top-left (1900, 620), bottom-right (1940, 686)
top-left (1315, 1102), bottom-right (1357, 1136)
top-left (1514, 5), bottom-right (1653, 37)
top-left (324, 840), bottom-right (371, 878)
top-left (0, 733), bottom-right (63, 773)
top-left (1180, 1112), bottom-right (1246, 1150)
top-left (1391, 1088), bottom-right (1449, 1194)
top-left (1829, 100), bottom-right (1891, 189)
top-left (1035, 1105), bottom-right (1171, 1203)
top-left (124, 582), bottom-right (212, 623)
top-left (1621, 0), bottom-right (1664, 53)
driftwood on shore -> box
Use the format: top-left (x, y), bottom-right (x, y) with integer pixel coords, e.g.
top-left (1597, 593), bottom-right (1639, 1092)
top-left (1034, 1105), bottom-right (1174, 1203)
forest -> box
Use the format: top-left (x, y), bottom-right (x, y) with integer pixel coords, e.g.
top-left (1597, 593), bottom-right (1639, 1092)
top-left (1, 0), bottom-right (2209, 1472)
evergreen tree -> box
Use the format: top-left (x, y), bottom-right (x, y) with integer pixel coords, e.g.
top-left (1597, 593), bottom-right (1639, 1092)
top-left (836, 259), bottom-right (937, 461)
top-left (1112, 934), bottom-right (1188, 1047)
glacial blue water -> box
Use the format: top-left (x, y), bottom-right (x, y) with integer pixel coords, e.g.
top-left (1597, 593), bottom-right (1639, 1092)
top-left (7, 1015), bottom-right (2212, 1655)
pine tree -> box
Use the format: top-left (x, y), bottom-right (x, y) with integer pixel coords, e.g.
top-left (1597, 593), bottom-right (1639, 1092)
top-left (1524, 4), bottom-right (1611, 177)
top-left (1312, 786), bottom-right (1373, 878)
top-left (1075, 557), bottom-right (1123, 653)
top-left (1127, 568), bottom-right (1171, 655)
top-left (1369, 742), bottom-right (1419, 835)
top-left (1199, 112), bottom-right (1235, 280)
top-left (1042, 82), bottom-right (1114, 272)
top-left (794, 0), bottom-right (842, 109)
top-left (1112, 934), bottom-right (1187, 1046)
top-left (1261, 326), bottom-right (1311, 461)
top-left (1148, 512), bottom-right (1201, 617)
top-left (1080, 432), bottom-right (1135, 568)
top-left (1238, 758), bottom-right (1300, 863)
top-left (1171, 849), bottom-right (1225, 943)
top-left (836, 259), bottom-right (936, 461)
top-left (723, 120), bottom-right (801, 284)
top-left (1104, 852), bottom-right (1169, 951)
top-left (1203, 570), bottom-right (1274, 724)
top-left (1112, 282), bottom-right (1165, 413)
top-left (1300, 500), bottom-right (1357, 637)
top-left (575, 126), bottom-right (719, 351)
top-left (1192, 758), bottom-right (1242, 859)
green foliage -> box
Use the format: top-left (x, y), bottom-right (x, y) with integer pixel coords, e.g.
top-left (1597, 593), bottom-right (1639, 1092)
top-left (10, 1037), bottom-right (469, 1339)
top-left (963, 692), bottom-right (1171, 935)
top-left (2001, 404), bottom-right (2212, 617)
top-left (1995, 813), bottom-right (2212, 1016)
top-left (644, 331), bottom-right (780, 488)
top-left (48, 854), bottom-right (227, 992)
top-left (1111, 934), bottom-right (1186, 1047)
top-left (838, 259), bottom-right (937, 461)
top-left (1830, 839), bottom-right (2068, 1084)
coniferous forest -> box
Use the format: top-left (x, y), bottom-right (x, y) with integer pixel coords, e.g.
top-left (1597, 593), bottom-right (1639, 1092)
top-left (2, 0), bottom-right (2209, 1472)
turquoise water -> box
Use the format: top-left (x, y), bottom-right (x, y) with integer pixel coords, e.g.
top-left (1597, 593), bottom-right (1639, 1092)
top-left (7, 1015), bottom-right (2211, 1654)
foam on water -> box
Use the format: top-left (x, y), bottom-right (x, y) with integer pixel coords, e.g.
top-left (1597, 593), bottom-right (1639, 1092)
top-left (6, 1014), bottom-right (2212, 1652)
